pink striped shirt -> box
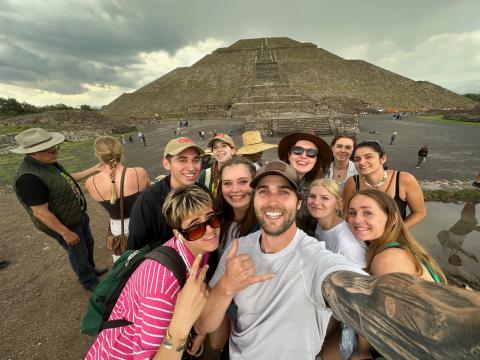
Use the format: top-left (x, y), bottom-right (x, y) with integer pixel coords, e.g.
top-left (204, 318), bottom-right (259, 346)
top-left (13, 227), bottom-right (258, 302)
top-left (86, 237), bottom-right (208, 360)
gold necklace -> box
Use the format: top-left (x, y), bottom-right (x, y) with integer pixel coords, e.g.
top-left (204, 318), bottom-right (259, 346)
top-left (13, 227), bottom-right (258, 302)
top-left (363, 171), bottom-right (387, 188)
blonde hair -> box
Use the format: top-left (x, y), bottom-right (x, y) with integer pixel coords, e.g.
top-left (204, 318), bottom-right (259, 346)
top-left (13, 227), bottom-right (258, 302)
top-left (347, 189), bottom-right (447, 283)
top-left (308, 178), bottom-right (343, 216)
top-left (94, 136), bottom-right (124, 204)
top-left (162, 185), bottom-right (213, 230)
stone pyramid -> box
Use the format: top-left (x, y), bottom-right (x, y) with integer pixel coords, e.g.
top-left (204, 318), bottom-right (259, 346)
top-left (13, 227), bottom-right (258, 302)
top-left (102, 37), bottom-right (476, 122)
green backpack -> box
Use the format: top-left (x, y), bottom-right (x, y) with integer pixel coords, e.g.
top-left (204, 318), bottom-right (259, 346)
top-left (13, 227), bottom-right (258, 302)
top-left (81, 244), bottom-right (187, 336)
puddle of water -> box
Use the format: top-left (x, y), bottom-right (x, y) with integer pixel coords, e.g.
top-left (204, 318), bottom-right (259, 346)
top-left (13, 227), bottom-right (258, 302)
top-left (412, 202), bottom-right (480, 290)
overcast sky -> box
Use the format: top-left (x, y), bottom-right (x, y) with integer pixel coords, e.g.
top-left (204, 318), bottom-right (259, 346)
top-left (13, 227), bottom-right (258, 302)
top-left (1, 0), bottom-right (479, 107)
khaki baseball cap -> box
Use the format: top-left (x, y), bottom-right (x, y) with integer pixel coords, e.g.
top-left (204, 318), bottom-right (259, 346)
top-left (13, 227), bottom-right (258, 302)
top-left (164, 137), bottom-right (204, 158)
top-left (207, 133), bottom-right (236, 149)
top-left (250, 160), bottom-right (299, 192)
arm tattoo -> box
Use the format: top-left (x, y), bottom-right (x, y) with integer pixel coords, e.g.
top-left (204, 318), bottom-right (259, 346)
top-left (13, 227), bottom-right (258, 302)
top-left (322, 271), bottom-right (480, 360)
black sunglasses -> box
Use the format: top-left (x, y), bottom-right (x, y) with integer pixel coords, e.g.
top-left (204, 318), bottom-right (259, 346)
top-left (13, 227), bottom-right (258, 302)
top-left (179, 212), bottom-right (223, 241)
top-left (290, 145), bottom-right (318, 158)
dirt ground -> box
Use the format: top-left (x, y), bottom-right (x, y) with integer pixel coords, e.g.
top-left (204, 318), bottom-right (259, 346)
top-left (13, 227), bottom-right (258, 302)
top-left (0, 115), bottom-right (479, 359)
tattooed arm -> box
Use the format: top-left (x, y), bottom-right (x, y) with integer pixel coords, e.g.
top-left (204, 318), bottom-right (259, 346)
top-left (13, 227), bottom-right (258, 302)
top-left (322, 271), bottom-right (480, 360)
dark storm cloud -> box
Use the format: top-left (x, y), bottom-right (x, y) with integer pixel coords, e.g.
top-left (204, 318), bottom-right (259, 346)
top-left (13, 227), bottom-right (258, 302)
top-left (0, 0), bottom-right (479, 97)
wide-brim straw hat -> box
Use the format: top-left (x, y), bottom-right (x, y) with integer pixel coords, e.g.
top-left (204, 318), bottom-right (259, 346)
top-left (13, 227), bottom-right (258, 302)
top-left (278, 132), bottom-right (332, 165)
top-left (237, 131), bottom-right (277, 155)
top-left (10, 128), bottom-right (65, 154)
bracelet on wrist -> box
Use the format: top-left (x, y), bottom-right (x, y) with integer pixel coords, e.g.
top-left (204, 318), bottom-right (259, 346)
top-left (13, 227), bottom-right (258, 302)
top-left (162, 328), bottom-right (188, 352)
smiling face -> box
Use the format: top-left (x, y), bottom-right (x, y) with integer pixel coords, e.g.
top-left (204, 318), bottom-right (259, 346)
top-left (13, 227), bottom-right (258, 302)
top-left (163, 147), bottom-right (201, 188)
top-left (212, 140), bottom-right (235, 165)
top-left (221, 163), bottom-right (253, 213)
top-left (253, 175), bottom-right (300, 236)
top-left (287, 140), bottom-right (318, 178)
top-left (353, 146), bottom-right (386, 176)
top-left (347, 194), bottom-right (389, 242)
top-left (307, 185), bottom-right (340, 221)
top-left (179, 205), bottom-right (220, 257)
top-left (332, 137), bottom-right (355, 163)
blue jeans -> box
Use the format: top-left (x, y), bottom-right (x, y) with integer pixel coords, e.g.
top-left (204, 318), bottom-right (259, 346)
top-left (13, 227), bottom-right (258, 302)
top-left (46, 212), bottom-right (98, 287)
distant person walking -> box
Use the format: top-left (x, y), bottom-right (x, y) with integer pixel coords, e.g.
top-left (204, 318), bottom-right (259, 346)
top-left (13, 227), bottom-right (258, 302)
top-left (141, 133), bottom-right (147, 146)
top-left (120, 134), bottom-right (126, 145)
top-left (416, 145), bottom-right (428, 168)
top-left (128, 134), bottom-right (133, 143)
top-left (390, 131), bottom-right (398, 145)
top-left (473, 171), bottom-right (480, 188)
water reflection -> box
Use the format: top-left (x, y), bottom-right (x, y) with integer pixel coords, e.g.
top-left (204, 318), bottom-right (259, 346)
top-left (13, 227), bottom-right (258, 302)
top-left (412, 202), bottom-right (480, 290)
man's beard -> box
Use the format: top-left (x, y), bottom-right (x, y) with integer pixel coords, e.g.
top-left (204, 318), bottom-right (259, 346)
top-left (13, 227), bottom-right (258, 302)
top-left (256, 208), bottom-right (296, 236)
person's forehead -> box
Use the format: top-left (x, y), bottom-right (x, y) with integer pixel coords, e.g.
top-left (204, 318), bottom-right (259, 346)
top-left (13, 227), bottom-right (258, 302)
top-left (294, 139), bottom-right (317, 149)
top-left (174, 147), bottom-right (201, 158)
top-left (334, 138), bottom-right (354, 146)
top-left (257, 174), bottom-right (292, 188)
top-left (354, 147), bottom-right (377, 156)
top-left (222, 164), bottom-right (251, 179)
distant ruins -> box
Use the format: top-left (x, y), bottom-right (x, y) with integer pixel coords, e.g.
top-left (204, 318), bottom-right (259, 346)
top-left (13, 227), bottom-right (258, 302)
top-left (102, 37), bottom-right (476, 135)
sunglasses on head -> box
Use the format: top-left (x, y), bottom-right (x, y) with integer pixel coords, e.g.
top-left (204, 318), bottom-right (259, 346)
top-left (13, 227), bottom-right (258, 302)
top-left (290, 145), bottom-right (318, 158)
top-left (362, 140), bottom-right (385, 154)
top-left (42, 145), bottom-right (61, 153)
top-left (179, 212), bottom-right (223, 241)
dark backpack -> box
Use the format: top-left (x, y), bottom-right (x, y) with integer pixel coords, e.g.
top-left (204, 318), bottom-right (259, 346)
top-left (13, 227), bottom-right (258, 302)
top-left (81, 245), bottom-right (187, 336)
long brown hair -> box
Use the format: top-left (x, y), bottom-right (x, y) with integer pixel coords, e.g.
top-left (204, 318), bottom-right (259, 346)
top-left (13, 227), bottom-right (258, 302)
top-left (347, 189), bottom-right (446, 283)
top-left (214, 157), bottom-right (257, 249)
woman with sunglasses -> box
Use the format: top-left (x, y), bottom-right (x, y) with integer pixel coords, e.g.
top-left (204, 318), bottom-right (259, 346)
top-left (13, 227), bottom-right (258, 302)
top-left (86, 185), bottom-right (221, 360)
top-left (325, 134), bottom-right (358, 191)
top-left (307, 179), bottom-right (366, 269)
top-left (345, 188), bottom-right (445, 359)
top-left (343, 140), bottom-right (426, 228)
top-left (278, 132), bottom-right (333, 236)
top-left (85, 136), bottom-right (150, 261)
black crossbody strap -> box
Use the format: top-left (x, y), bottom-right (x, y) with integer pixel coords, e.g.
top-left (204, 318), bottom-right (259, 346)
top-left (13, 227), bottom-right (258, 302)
top-left (119, 167), bottom-right (127, 235)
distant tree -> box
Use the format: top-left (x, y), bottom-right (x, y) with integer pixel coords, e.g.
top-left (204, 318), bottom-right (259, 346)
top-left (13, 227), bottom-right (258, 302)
top-left (80, 104), bottom-right (93, 111)
top-left (464, 93), bottom-right (480, 102)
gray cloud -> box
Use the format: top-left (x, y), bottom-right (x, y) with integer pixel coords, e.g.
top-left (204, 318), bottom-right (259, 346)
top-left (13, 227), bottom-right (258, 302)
top-left (0, 0), bottom-right (479, 104)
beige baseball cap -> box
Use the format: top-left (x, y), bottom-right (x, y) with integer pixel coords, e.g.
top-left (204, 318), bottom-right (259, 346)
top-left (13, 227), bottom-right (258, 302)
top-left (207, 133), bottom-right (236, 149)
top-left (163, 137), bottom-right (204, 158)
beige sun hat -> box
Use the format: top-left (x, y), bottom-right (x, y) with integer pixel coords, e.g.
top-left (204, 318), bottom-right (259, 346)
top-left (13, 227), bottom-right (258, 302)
top-left (237, 131), bottom-right (277, 155)
top-left (10, 128), bottom-right (65, 154)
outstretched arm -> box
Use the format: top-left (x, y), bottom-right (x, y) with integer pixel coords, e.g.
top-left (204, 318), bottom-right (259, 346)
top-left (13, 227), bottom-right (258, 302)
top-left (70, 163), bottom-right (104, 181)
top-left (322, 271), bottom-right (480, 360)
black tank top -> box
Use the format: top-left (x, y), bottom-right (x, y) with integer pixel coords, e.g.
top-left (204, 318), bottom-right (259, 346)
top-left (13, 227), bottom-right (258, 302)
top-left (93, 168), bottom-right (141, 219)
top-left (354, 171), bottom-right (407, 220)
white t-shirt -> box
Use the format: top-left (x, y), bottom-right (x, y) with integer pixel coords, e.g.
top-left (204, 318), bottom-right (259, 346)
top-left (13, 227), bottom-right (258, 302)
top-left (210, 229), bottom-right (365, 360)
top-left (315, 220), bottom-right (367, 269)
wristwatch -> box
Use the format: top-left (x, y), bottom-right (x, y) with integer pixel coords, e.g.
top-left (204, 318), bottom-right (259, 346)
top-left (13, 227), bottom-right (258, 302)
top-left (163, 328), bottom-right (188, 352)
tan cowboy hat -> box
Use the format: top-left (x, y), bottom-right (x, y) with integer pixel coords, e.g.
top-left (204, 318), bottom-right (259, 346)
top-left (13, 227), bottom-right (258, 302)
top-left (277, 132), bottom-right (332, 165)
top-left (10, 128), bottom-right (65, 154)
top-left (237, 131), bottom-right (277, 155)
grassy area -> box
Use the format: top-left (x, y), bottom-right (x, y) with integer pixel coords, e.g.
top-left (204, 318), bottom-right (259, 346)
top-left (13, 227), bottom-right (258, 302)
top-left (0, 126), bottom-right (31, 136)
top-left (0, 139), bottom-right (99, 185)
top-left (417, 114), bottom-right (480, 126)
top-left (424, 189), bottom-right (480, 202)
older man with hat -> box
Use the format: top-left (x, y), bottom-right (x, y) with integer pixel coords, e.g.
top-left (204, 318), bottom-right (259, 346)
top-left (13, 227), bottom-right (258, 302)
top-left (237, 130), bottom-right (277, 170)
top-left (127, 136), bottom-right (207, 250)
top-left (12, 128), bottom-right (106, 291)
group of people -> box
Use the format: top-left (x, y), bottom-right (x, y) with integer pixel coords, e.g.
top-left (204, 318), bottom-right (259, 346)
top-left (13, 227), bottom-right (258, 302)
top-left (10, 126), bottom-right (478, 359)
